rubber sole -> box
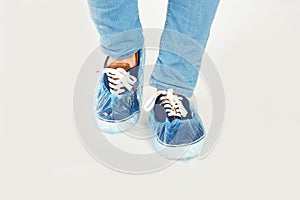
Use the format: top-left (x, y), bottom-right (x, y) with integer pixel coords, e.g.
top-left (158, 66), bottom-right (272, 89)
top-left (152, 135), bottom-right (206, 160)
top-left (96, 111), bottom-right (140, 134)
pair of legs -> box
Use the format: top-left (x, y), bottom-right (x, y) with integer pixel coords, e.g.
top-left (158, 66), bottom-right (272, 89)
top-left (88, 0), bottom-right (220, 97)
top-left (89, 0), bottom-right (220, 160)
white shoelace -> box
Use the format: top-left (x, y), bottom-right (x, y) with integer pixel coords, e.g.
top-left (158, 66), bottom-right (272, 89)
top-left (103, 68), bottom-right (137, 95)
top-left (144, 89), bottom-right (188, 118)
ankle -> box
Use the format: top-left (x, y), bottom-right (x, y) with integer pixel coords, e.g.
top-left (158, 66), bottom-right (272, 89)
top-left (107, 52), bottom-right (138, 68)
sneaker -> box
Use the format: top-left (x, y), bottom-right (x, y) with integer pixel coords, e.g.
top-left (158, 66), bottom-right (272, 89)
top-left (94, 50), bottom-right (144, 134)
top-left (144, 88), bottom-right (205, 160)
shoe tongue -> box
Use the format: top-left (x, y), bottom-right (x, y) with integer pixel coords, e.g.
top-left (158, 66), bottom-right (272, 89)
top-left (104, 61), bottom-right (139, 95)
top-left (108, 62), bottom-right (130, 71)
top-left (156, 94), bottom-right (182, 122)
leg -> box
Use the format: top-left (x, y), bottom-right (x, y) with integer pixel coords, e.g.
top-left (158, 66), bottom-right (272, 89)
top-left (88, 0), bottom-right (144, 58)
top-left (150, 0), bottom-right (220, 97)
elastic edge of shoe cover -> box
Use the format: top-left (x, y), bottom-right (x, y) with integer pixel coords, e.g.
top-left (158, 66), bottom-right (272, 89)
top-left (152, 135), bottom-right (206, 160)
top-left (96, 111), bottom-right (140, 134)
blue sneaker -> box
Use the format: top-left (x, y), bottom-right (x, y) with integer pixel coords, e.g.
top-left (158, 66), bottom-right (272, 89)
top-left (144, 89), bottom-right (205, 160)
top-left (94, 50), bottom-right (144, 134)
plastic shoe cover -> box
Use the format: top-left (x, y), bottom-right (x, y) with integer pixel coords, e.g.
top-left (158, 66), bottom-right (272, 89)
top-left (144, 89), bottom-right (205, 160)
top-left (94, 50), bottom-right (144, 134)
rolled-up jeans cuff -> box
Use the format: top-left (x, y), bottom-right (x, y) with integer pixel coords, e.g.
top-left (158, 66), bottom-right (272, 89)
top-left (149, 72), bottom-right (194, 97)
top-left (100, 29), bottom-right (144, 59)
top-left (149, 29), bottom-right (205, 97)
top-left (160, 29), bottom-right (205, 67)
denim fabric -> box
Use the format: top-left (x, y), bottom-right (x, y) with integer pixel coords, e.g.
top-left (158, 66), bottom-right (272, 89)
top-left (150, 0), bottom-right (220, 97)
top-left (88, 0), bottom-right (219, 96)
top-left (88, 0), bottom-right (144, 58)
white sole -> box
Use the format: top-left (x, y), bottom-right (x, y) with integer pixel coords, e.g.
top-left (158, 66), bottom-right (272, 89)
top-left (152, 135), bottom-right (206, 160)
top-left (96, 111), bottom-right (140, 134)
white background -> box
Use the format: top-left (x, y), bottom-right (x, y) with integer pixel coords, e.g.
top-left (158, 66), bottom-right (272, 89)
top-left (1, 0), bottom-right (300, 199)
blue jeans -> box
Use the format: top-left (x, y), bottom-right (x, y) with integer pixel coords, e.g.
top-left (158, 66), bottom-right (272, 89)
top-left (88, 0), bottom-right (219, 97)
